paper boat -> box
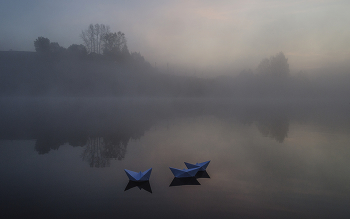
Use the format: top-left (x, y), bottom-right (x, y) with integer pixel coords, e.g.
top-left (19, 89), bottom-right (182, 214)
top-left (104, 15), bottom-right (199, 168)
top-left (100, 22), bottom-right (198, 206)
top-left (184, 160), bottom-right (210, 171)
top-left (124, 168), bottom-right (152, 182)
top-left (169, 166), bottom-right (200, 178)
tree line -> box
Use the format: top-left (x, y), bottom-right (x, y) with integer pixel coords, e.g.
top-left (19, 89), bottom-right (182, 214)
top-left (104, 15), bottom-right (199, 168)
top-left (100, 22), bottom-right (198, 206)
top-left (34, 23), bottom-right (148, 65)
top-left (30, 25), bottom-right (321, 98)
top-left (2, 26), bottom-right (349, 99)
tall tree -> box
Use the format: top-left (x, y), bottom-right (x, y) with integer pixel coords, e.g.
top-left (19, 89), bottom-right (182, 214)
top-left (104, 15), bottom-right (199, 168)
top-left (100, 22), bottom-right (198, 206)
top-left (101, 31), bottom-right (130, 62)
top-left (102, 31), bottom-right (127, 55)
top-left (81, 24), bottom-right (110, 54)
top-left (130, 52), bottom-right (145, 63)
top-left (257, 58), bottom-right (271, 76)
top-left (270, 52), bottom-right (289, 78)
top-left (257, 52), bottom-right (289, 78)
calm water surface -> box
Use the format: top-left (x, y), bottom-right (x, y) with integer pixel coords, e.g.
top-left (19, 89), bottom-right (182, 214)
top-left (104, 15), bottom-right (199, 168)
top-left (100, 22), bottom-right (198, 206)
top-left (1, 98), bottom-right (349, 218)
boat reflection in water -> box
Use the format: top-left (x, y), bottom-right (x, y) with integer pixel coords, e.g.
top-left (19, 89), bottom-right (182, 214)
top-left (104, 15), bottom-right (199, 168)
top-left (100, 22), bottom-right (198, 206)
top-left (169, 171), bottom-right (210, 187)
top-left (124, 181), bottom-right (153, 193)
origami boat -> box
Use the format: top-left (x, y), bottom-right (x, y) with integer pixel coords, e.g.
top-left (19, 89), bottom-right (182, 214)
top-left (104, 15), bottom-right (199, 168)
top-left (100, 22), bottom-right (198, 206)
top-left (124, 168), bottom-right (152, 182)
top-left (169, 166), bottom-right (200, 178)
top-left (184, 160), bottom-right (210, 171)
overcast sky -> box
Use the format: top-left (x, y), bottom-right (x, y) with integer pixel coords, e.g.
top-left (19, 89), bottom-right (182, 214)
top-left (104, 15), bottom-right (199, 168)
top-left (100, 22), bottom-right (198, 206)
top-left (1, 0), bottom-right (349, 75)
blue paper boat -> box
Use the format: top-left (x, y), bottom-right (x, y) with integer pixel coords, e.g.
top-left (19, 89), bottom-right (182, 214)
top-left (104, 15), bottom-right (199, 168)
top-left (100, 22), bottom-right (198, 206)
top-left (184, 160), bottom-right (210, 171)
top-left (124, 168), bottom-right (152, 182)
top-left (169, 166), bottom-right (200, 178)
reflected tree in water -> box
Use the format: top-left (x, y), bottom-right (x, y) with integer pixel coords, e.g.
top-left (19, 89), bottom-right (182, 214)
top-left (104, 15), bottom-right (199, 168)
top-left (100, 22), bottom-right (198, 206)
top-left (103, 135), bottom-right (128, 160)
top-left (217, 103), bottom-right (291, 143)
top-left (81, 137), bottom-right (109, 168)
top-left (34, 134), bottom-right (86, 154)
top-left (255, 114), bottom-right (289, 143)
top-left (35, 136), bottom-right (65, 154)
top-left (81, 136), bottom-right (128, 168)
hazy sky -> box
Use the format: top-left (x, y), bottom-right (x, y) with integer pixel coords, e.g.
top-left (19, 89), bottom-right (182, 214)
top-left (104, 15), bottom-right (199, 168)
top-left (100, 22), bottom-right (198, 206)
top-left (1, 0), bottom-right (349, 75)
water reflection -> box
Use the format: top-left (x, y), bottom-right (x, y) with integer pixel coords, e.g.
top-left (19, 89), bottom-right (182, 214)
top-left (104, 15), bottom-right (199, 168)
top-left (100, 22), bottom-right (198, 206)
top-left (255, 114), bottom-right (289, 143)
top-left (124, 181), bottom-right (152, 193)
top-left (35, 135), bottom-right (69, 154)
top-left (1, 98), bottom-right (350, 166)
top-left (169, 171), bottom-right (210, 187)
top-left (169, 177), bottom-right (200, 186)
top-left (195, 170), bottom-right (210, 179)
top-left (81, 137), bottom-right (127, 168)
top-left (1, 98), bottom-right (350, 218)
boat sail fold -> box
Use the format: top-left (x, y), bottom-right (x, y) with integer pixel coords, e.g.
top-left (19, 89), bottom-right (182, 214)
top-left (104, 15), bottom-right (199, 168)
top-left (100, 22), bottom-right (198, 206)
top-left (124, 168), bottom-right (152, 182)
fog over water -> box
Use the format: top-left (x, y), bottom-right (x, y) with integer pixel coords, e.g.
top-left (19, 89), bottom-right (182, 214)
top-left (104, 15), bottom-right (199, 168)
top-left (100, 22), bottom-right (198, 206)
top-left (1, 98), bottom-right (350, 218)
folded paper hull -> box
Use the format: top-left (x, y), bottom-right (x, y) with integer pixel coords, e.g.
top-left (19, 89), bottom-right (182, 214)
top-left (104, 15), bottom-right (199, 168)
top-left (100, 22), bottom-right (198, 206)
top-left (184, 160), bottom-right (210, 171)
top-left (169, 167), bottom-right (200, 178)
top-left (124, 168), bottom-right (152, 182)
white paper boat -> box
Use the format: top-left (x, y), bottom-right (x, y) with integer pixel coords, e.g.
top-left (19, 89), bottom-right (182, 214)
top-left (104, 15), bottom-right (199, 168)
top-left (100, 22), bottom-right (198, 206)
top-left (184, 160), bottom-right (210, 171)
top-left (124, 168), bottom-right (152, 182)
top-left (169, 166), bottom-right (200, 178)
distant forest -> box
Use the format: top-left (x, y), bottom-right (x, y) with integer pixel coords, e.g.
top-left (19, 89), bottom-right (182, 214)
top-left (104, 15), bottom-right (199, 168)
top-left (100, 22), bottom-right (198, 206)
top-left (1, 24), bottom-right (349, 98)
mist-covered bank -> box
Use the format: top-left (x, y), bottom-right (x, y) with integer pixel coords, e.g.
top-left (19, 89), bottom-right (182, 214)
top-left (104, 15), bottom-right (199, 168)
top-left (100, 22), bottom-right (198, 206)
top-left (1, 51), bottom-right (350, 99)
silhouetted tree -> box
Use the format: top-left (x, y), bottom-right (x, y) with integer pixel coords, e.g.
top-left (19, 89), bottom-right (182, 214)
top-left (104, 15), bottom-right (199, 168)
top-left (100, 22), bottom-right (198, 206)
top-left (81, 24), bottom-right (110, 54)
top-left (121, 44), bottom-right (130, 61)
top-left (270, 52), bottom-right (289, 77)
top-left (102, 32), bottom-right (127, 55)
top-left (34, 37), bottom-right (50, 53)
top-left (49, 42), bottom-right (66, 53)
top-left (99, 31), bottom-right (131, 62)
top-left (131, 52), bottom-right (145, 63)
top-left (257, 52), bottom-right (289, 78)
top-left (257, 58), bottom-right (271, 76)
top-left (67, 44), bottom-right (88, 56)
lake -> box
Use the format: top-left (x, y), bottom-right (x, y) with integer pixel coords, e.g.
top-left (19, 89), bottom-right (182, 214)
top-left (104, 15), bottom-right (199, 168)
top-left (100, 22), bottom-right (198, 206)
top-left (1, 97), bottom-right (349, 219)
